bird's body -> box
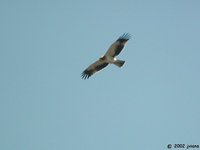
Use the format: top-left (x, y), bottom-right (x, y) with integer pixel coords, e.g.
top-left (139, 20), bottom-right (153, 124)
top-left (100, 55), bottom-right (116, 63)
top-left (81, 33), bottom-right (131, 79)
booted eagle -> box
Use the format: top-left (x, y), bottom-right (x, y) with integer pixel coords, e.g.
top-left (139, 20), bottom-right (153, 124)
top-left (81, 33), bottom-right (131, 79)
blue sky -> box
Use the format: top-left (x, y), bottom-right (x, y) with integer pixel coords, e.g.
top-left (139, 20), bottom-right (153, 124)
top-left (0, 0), bottom-right (200, 150)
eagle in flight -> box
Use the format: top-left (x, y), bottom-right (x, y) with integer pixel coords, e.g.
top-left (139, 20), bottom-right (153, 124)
top-left (81, 33), bottom-right (131, 79)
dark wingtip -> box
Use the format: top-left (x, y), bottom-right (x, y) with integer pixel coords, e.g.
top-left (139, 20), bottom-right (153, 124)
top-left (81, 70), bottom-right (92, 79)
top-left (81, 73), bottom-right (89, 79)
top-left (118, 33), bottom-right (131, 41)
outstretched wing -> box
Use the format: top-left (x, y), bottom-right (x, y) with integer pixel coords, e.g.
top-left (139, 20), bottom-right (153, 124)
top-left (81, 59), bottom-right (109, 79)
top-left (105, 33), bottom-right (131, 57)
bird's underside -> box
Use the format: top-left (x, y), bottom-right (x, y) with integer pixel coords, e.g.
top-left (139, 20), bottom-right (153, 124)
top-left (81, 33), bottom-right (131, 79)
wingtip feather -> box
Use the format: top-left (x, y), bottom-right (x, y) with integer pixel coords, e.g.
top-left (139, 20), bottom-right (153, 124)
top-left (118, 33), bottom-right (131, 41)
top-left (81, 70), bottom-right (92, 79)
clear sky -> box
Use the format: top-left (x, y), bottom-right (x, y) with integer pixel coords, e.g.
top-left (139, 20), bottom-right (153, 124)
top-left (0, 0), bottom-right (200, 150)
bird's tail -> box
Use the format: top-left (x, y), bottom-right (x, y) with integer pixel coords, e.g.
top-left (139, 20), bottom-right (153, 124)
top-left (114, 59), bottom-right (125, 67)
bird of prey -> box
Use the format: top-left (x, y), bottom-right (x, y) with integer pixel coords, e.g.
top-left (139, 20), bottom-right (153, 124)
top-left (81, 33), bottom-right (131, 79)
